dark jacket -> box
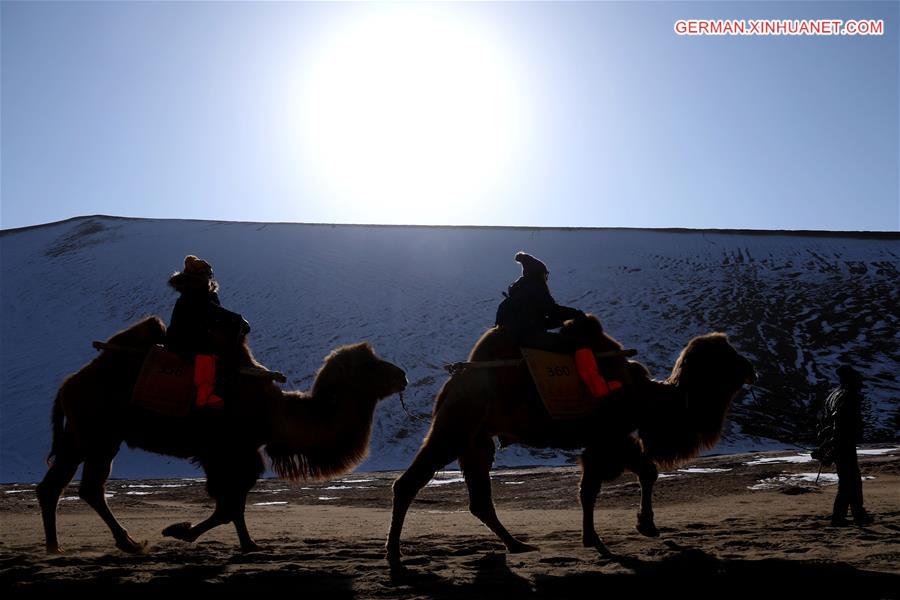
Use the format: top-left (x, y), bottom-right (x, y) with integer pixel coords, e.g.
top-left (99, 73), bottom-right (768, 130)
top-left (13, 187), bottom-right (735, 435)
top-left (166, 289), bottom-right (250, 357)
top-left (823, 386), bottom-right (863, 453)
top-left (495, 274), bottom-right (582, 336)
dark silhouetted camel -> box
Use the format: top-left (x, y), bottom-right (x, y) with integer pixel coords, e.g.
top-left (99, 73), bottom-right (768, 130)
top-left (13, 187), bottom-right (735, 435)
top-left (38, 316), bottom-right (407, 554)
top-left (386, 315), bottom-right (754, 559)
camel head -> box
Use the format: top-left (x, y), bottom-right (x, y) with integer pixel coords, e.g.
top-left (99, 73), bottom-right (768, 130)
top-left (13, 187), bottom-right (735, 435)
top-left (312, 342), bottom-right (408, 404)
top-left (667, 332), bottom-right (756, 395)
top-left (641, 333), bottom-right (755, 468)
top-left (265, 343), bottom-right (406, 482)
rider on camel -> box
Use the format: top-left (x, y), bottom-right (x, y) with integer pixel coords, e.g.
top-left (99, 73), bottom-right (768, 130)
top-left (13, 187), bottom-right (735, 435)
top-left (495, 252), bottom-right (621, 398)
top-left (166, 255), bottom-right (250, 409)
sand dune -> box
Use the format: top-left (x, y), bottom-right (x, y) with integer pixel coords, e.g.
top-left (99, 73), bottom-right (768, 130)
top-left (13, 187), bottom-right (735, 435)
top-left (3, 217), bottom-right (899, 483)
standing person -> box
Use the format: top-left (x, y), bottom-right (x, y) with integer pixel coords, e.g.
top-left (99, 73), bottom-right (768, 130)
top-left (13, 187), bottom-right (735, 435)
top-left (822, 365), bottom-right (872, 526)
top-left (166, 255), bottom-right (250, 409)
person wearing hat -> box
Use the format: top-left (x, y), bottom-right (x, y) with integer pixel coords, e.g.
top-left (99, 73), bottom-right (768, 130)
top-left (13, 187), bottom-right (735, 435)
top-left (495, 252), bottom-right (582, 336)
top-left (823, 365), bottom-right (872, 526)
top-left (166, 255), bottom-right (251, 410)
top-left (495, 252), bottom-right (621, 398)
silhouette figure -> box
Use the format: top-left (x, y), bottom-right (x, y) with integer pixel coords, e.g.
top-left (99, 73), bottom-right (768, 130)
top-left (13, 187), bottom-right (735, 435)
top-left (495, 252), bottom-right (582, 342)
top-left (494, 252), bottom-right (620, 397)
top-left (166, 255), bottom-right (250, 408)
top-left (820, 365), bottom-right (872, 526)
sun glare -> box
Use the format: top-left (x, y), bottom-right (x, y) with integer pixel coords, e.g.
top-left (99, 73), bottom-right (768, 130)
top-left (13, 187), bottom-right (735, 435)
top-left (294, 7), bottom-right (529, 225)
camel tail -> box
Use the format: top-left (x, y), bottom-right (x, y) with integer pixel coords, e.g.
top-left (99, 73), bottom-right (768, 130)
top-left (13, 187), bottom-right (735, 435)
top-left (46, 390), bottom-right (65, 466)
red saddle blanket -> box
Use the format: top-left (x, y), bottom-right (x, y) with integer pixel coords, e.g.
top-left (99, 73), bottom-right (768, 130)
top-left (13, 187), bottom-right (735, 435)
top-left (131, 345), bottom-right (194, 417)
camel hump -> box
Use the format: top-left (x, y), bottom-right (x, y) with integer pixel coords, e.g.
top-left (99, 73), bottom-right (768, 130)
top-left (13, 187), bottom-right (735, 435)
top-left (468, 326), bottom-right (522, 362)
top-left (106, 316), bottom-right (167, 347)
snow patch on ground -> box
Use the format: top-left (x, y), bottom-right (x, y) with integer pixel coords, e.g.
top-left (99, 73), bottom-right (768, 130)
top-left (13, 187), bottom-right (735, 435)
top-left (750, 473), bottom-right (876, 490)
top-left (426, 477), bottom-right (466, 487)
top-left (857, 446), bottom-right (899, 456)
top-left (744, 453), bottom-right (814, 466)
top-left (678, 468), bottom-right (733, 474)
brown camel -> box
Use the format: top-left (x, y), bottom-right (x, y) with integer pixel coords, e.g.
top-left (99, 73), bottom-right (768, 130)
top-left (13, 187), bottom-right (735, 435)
top-left (386, 315), bottom-right (755, 560)
top-left (37, 316), bottom-right (407, 554)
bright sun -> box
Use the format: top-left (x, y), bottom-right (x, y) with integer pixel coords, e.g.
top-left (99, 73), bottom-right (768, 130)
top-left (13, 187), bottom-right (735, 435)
top-left (295, 7), bottom-right (529, 225)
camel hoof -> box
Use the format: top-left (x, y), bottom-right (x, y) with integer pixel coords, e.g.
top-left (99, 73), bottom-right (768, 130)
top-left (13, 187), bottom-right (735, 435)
top-left (636, 514), bottom-right (659, 537)
top-left (584, 537), bottom-right (611, 556)
top-left (582, 534), bottom-right (604, 548)
top-left (508, 541), bottom-right (539, 554)
top-left (116, 535), bottom-right (148, 555)
top-left (241, 541), bottom-right (265, 554)
top-left (385, 545), bottom-right (402, 564)
top-left (162, 522), bottom-right (194, 542)
top-left (46, 545), bottom-right (64, 555)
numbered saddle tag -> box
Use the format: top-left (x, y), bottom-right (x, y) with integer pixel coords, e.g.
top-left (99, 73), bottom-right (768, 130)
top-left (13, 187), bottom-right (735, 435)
top-left (521, 348), bottom-right (596, 419)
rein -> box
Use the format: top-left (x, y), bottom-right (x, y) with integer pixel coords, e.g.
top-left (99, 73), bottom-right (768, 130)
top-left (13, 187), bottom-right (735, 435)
top-left (398, 391), bottom-right (428, 422)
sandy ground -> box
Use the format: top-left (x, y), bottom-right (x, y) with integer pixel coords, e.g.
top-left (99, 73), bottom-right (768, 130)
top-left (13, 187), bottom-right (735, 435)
top-left (1, 447), bottom-right (898, 597)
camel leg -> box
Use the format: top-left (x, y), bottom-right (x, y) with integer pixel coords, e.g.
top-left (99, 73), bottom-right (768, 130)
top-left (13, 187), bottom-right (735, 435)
top-left (162, 502), bottom-right (231, 545)
top-left (161, 469), bottom-right (232, 545)
top-left (460, 436), bottom-right (538, 554)
top-left (79, 453), bottom-right (147, 554)
top-left (168, 487), bottom-right (260, 552)
top-left (232, 488), bottom-right (263, 553)
top-left (36, 452), bottom-right (82, 554)
top-left (386, 441), bottom-right (457, 561)
top-left (163, 456), bottom-right (261, 551)
top-left (579, 449), bottom-right (605, 548)
top-left (630, 457), bottom-right (659, 537)
top-left (230, 453), bottom-right (265, 552)
top-left (233, 512), bottom-right (261, 553)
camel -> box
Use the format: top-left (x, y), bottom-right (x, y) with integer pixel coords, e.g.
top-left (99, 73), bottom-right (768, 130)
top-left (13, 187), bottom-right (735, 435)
top-left (386, 315), bottom-right (755, 560)
top-left (37, 316), bottom-right (408, 554)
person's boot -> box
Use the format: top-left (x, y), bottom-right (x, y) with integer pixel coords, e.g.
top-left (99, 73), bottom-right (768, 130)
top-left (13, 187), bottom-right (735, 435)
top-left (829, 516), bottom-right (851, 527)
top-left (852, 511), bottom-right (873, 526)
top-left (574, 348), bottom-right (623, 398)
top-left (194, 354), bottom-right (224, 409)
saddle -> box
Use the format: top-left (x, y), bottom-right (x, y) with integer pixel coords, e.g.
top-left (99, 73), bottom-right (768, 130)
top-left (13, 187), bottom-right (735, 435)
top-left (131, 345), bottom-right (195, 417)
top-left (521, 348), bottom-right (605, 419)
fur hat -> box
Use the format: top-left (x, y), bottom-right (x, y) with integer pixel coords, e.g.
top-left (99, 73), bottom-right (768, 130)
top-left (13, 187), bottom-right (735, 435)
top-left (515, 252), bottom-right (548, 277)
top-left (183, 255), bottom-right (213, 276)
top-left (169, 255), bottom-right (217, 293)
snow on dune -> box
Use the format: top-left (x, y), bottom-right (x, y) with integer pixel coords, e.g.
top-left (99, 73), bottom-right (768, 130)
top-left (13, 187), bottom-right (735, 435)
top-left (1, 217), bottom-right (898, 483)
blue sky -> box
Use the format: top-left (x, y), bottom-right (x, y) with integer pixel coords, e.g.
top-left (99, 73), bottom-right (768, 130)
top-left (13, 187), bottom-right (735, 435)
top-left (2, 1), bottom-right (898, 231)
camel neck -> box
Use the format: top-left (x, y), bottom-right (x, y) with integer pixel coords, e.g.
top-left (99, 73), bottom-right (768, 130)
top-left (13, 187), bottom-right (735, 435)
top-left (270, 389), bottom-right (378, 455)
